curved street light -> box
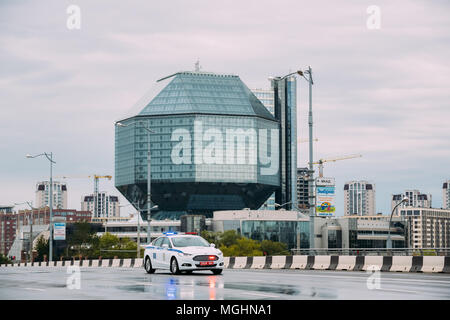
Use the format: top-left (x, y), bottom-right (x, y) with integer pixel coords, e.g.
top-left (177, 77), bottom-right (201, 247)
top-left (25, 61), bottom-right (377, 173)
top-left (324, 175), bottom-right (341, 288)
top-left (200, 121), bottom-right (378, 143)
top-left (26, 152), bottom-right (55, 262)
top-left (387, 196), bottom-right (409, 249)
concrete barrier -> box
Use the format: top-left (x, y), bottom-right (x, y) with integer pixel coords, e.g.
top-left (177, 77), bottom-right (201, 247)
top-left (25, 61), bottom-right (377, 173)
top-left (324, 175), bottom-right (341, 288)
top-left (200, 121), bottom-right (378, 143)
top-left (250, 256), bottom-right (266, 269)
top-left (2, 255), bottom-right (449, 273)
top-left (231, 257), bottom-right (247, 269)
top-left (112, 259), bottom-right (120, 267)
top-left (336, 256), bottom-right (355, 270)
top-left (422, 256), bottom-right (445, 273)
top-left (223, 257), bottom-right (230, 269)
top-left (134, 258), bottom-right (143, 268)
top-left (290, 255), bottom-right (308, 269)
top-left (271, 256), bottom-right (286, 269)
top-left (312, 255), bottom-right (331, 270)
top-left (362, 256), bottom-right (383, 271)
top-left (391, 256), bottom-right (412, 272)
top-left (122, 258), bottom-right (132, 268)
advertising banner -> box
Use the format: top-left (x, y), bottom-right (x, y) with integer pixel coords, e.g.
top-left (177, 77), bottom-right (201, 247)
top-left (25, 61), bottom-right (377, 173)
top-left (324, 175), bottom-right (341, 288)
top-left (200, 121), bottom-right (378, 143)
top-left (54, 222), bottom-right (66, 241)
top-left (316, 177), bottom-right (335, 217)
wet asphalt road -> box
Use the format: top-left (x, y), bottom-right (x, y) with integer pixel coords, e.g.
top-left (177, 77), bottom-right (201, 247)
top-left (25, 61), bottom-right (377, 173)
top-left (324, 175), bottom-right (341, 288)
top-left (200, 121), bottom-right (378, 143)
top-left (0, 267), bottom-right (449, 300)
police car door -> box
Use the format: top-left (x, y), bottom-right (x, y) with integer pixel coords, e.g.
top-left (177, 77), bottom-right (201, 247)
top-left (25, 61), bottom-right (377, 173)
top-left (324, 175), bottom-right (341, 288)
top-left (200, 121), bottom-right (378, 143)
top-left (151, 237), bottom-right (164, 268)
top-left (161, 237), bottom-right (171, 269)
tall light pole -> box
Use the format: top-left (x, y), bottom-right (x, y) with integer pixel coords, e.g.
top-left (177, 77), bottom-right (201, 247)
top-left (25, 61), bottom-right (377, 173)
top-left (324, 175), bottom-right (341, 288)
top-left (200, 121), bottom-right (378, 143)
top-left (26, 152), bottom-right (55, 261)
top-left (387, 196), bottom-right (408, 249)
top-left (140, 121), bottom-right (156, 245)
top-left (297, 67), bottom-right (315, 249)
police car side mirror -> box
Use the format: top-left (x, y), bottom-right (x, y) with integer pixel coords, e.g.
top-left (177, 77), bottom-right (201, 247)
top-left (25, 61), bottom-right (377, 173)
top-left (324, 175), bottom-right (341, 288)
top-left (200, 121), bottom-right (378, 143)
top-left (210, 243), bottom-right (215, 248)
top-left (162, 244), bottom-right (169, 249)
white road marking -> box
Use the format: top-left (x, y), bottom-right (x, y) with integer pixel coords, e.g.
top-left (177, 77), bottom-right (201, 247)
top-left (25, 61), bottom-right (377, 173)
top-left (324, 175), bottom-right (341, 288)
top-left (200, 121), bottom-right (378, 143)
top-left (24, 287), bottom-right (45, 292)
top-left (239, 291), bottom-right (281, 298)
top-left (375, 288), bottom-right (418, 294)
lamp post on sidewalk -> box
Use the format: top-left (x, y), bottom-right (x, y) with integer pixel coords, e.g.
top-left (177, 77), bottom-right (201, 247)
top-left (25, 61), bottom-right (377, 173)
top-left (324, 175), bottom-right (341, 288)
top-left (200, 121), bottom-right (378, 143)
top-left (26, 152), bottom-right (55, 262)
top-left (387, 196), bottom-right (409, 249)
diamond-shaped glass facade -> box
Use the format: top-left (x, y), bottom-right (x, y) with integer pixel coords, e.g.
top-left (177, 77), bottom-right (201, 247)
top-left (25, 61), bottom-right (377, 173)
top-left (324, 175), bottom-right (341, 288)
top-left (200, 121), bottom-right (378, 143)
top-left (115, 71), bottom-right (280, 217)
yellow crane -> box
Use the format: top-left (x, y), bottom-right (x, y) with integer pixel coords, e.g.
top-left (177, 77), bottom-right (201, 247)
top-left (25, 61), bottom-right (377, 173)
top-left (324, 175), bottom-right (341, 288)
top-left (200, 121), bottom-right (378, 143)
top-left (53, 174), bottom-right (112, 217)
top-left (312, 154), bottom-right (362, 177)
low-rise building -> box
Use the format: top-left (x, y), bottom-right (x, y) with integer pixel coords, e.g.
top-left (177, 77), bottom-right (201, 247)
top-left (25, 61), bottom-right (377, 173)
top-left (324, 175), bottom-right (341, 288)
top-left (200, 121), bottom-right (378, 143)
top-left (312, 215), bottom-right (406, 249)
top-left (213, 209), bottom-right (310, 250)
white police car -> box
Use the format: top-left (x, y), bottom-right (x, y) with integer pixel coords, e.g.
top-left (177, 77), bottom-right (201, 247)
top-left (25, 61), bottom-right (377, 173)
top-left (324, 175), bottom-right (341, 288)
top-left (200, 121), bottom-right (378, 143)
top-left (143, 232), bottom-right (224, 275)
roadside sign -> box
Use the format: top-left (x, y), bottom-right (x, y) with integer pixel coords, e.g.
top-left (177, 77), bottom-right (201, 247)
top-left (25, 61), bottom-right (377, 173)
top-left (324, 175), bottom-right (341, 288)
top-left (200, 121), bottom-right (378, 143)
top-left (54, 222), bottom-right (66, 240)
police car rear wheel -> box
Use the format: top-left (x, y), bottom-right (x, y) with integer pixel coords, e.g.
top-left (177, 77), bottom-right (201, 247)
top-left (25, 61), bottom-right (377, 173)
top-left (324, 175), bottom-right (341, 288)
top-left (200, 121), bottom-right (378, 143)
top-left (170, 258), bottom-right (180, 275)
top-left (145, 256), bottom-right (155, 274)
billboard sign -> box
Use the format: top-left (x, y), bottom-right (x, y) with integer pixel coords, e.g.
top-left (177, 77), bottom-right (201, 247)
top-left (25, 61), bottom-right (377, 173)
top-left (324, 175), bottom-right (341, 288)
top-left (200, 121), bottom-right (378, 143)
top-left (54, 222), bottom-right (66, 240)
top-left (316, 177), bottom-right (335, 217)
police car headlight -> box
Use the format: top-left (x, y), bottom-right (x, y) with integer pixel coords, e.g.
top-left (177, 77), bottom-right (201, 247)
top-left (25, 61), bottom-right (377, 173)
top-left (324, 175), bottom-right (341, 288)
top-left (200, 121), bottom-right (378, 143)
top-left (217, 251), bottom-right (223, 256)
top-left (177, 252), bottom-right (192, 257)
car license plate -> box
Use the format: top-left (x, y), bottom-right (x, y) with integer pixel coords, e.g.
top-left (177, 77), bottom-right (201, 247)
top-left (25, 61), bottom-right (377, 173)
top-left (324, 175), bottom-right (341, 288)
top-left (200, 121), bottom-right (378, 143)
top-left (199, 261), bottom-right (214, 266)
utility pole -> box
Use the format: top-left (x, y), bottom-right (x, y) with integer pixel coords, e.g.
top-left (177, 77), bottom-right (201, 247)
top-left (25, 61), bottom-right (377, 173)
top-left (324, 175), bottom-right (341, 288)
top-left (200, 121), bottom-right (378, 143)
top-left (305, 67), bottom-right (315, 249)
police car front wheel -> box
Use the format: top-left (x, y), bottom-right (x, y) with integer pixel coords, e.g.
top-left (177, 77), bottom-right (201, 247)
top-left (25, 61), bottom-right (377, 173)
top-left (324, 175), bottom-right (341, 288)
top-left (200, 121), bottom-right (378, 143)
top-left (170, 257), bottom-right (181, 275)
top-left (144, 256), bottom-right (155, 274)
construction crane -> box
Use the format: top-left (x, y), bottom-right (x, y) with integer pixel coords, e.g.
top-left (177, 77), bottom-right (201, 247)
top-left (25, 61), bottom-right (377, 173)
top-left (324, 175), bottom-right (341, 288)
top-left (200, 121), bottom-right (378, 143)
top-left (312, 154), bottom-right (362, 177)
top-left (53, 174), bottom-right (112, 218)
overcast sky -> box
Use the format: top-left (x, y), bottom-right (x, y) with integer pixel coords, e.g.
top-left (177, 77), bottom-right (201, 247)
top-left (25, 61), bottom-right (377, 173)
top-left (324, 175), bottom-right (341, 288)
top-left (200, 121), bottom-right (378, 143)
top-left (1, 0), bottom-right (449, 216)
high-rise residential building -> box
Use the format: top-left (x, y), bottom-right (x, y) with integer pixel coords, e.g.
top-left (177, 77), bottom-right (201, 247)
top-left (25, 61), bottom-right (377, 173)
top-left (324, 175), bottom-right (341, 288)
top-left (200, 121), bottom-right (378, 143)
top-left (115, 71), bottom-right (280, 219)
top-left (391, 190), bottom-right (432, 215)
top-left (399, 207), bottom-right (450, 249)
top-left (35, 181), bottom-right (68, 209)
top-left (443, 180), bottom-right (450, 209)
top-left (81, 192), bottom-right (120, 218)
top-left (344, 181), bottom-right (376, 216)
top-left (297, 168), bottom-right (313, 213)
top-left (272, 75), bottom-right (297, 211)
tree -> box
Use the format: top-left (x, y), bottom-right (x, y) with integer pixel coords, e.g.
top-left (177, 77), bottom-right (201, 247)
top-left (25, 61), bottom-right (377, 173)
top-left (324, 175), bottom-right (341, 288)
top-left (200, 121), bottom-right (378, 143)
top-left (260, 240), bottom-right (290, 256)
top-left (218, 230), bottom-right (242, 247)
top-left (0, 254), bottom-right (11, 264)
top-left (34, 235), bottom-right (49, 262)
top-left (220, 238), bottom-right (263, 257)
top-left (67, 221), bottom-right (98, 257)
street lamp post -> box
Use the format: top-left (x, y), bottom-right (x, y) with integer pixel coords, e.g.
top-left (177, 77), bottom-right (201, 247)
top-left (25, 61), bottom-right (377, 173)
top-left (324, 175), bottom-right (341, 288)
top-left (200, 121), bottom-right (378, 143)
top-left (297, 67), bottom-right (315, 249)
top-left (26, 152), bottom-right (55, 262)
top-left (387, 196), bottom-right (409, 249)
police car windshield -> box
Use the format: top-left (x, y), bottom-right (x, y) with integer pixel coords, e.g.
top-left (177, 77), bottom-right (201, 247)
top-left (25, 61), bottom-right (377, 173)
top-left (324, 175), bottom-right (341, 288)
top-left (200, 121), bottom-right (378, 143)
top-left (171, 236), bottom-right (210, 247)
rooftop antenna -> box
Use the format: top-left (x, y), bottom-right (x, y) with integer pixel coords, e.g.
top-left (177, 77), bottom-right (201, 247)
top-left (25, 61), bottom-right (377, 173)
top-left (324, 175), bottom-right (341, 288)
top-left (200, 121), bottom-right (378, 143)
top-left (195, 60), bottom-right (201, 72)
